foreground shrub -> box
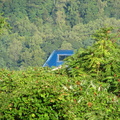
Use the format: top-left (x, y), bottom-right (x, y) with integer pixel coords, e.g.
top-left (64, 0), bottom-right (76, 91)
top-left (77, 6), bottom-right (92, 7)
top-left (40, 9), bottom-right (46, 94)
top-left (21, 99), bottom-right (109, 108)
top-left (0, 67), bottom-right (120, 119)
top-left (65, 27), bottom-right (120, 95)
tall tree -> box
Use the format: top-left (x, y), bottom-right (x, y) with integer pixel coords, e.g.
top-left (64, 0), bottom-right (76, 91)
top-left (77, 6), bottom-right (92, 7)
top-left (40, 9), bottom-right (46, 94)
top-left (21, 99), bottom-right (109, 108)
top-left (105, 0), bottom-right (120, 19)
top-left (65, 27), bottom-right (120, 79)
top-left (0, 14), bottom-right (9, 34)
top-left (0, 15), bottom-right (11, 69)
top-left (65, 0), bottom-right (81, 27)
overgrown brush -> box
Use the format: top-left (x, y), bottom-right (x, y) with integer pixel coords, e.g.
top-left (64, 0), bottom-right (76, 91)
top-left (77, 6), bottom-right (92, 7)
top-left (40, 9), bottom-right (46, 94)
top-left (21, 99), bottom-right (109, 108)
top-left (0, 28), bottom-right (120, 119)
top-left (0, 67), bottom-right (120, 119)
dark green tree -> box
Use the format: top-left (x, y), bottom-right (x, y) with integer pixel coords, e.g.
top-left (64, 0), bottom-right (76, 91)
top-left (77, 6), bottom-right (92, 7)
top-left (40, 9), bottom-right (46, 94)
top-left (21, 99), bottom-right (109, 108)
top-left (65, 27), bottom-right (120, 94)
top-left (0, 15), bottom-right (11, 69)
top-left (105, 0), bottom-right (120, 19)
top-left (0, 14), bottom-right (10, 34)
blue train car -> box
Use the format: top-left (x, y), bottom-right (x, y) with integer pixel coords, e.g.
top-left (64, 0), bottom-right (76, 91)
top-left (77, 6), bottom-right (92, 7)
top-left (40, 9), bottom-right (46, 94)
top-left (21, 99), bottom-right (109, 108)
top-left (43, 50), bottom-right (74, 67)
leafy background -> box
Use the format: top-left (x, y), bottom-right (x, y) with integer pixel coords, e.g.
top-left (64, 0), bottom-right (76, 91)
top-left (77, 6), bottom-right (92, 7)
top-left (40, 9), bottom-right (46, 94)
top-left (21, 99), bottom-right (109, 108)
top-left (0, 0), bottom-right (120, 70)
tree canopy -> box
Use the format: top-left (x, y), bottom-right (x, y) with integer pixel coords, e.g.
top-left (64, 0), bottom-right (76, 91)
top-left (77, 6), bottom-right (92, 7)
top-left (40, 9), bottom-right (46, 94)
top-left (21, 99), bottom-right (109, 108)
top-left (0, 0), bottom-right (120, 69)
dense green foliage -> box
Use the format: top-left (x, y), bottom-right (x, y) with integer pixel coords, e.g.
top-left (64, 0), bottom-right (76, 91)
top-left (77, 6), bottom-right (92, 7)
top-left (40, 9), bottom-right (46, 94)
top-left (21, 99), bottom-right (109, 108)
top-left (0, 0), bottom-right (120, 69)
top-left (0, 14), bottom-right (9, 34)
top-left (0, 67), bottom-right (120, 119)
top-left (64, 27), bottom-right (120, 95)
top-left (0, 1), bottom-right (120, 119)
top-left (0, 28), bottom-right (120, 119)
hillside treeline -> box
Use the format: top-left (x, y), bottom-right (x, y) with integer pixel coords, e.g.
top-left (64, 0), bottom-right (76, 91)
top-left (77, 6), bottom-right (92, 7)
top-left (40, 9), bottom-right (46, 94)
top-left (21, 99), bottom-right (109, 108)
top-left (0, 27), bottom-right (120, 119)
top-left (0, 0), bottom-right (120, 70)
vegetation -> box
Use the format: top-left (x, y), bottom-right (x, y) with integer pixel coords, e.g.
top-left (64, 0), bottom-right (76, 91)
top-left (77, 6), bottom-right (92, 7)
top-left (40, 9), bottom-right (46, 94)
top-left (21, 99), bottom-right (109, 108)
top-left (64, 27), bottom-right (120, 95)
top-left (0, 0), bottom-right (120, 70)
top-left (0, 2), bottom-right (120, 119)
top-left (0, 67), bottom-right (120, 119)
top-left (0, 27), bottom-right (120, 119)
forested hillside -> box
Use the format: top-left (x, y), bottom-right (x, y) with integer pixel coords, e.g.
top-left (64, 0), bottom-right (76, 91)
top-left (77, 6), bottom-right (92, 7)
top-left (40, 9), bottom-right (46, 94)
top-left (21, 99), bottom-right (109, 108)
top-left (0, 1), bottom-right (120, 119)
top-left (0, 0), bottom-right (120, 70)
